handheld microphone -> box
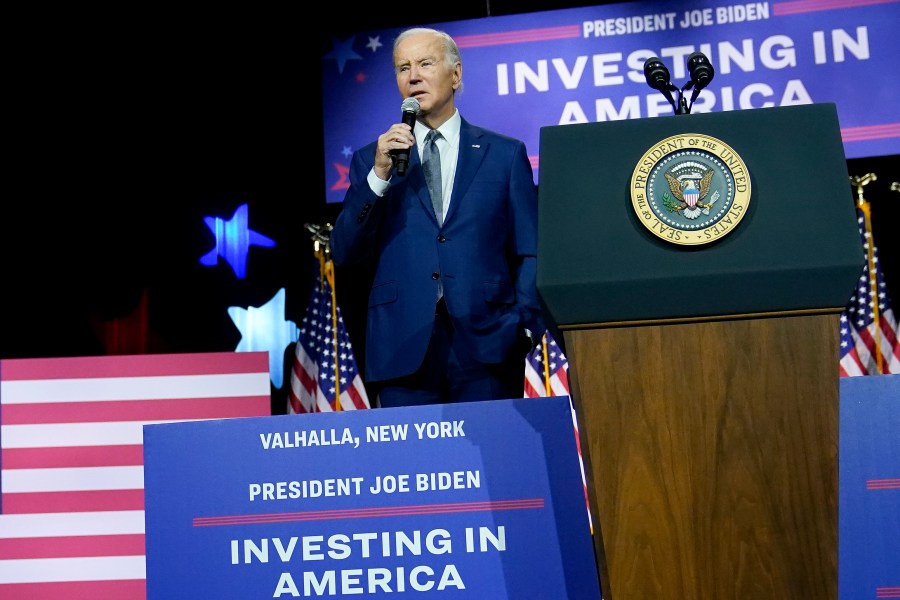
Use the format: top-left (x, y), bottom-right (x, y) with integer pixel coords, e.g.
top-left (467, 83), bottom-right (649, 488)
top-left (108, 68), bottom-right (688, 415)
top-left (393, 97), bottom-right (420, 176)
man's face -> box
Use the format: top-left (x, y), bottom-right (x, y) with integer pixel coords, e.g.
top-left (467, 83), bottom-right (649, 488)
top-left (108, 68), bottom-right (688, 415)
top-left (393, 33), bottom-right (460, 126)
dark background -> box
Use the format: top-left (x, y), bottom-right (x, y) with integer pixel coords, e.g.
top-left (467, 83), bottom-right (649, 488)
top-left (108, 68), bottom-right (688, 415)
top-left (3, 3), bottom-right (897, 406)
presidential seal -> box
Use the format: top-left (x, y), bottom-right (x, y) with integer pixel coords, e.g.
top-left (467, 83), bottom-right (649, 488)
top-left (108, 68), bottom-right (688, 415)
top-left (630, 133), bottom-right (751, 246)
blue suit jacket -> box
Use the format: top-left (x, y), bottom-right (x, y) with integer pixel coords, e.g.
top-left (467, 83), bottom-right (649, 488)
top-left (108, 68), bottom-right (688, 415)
top-left (331, 117), bottom-right (544, 383)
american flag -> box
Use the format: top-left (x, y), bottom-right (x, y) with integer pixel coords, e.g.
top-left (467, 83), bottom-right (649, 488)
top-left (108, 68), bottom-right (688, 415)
top-left (524, 330), bottom-right (570, 399)
top-left (524, 330), bottom-right (592, 530)
top-left (839, 205), bottom-right (900, 377)
top-left (288, 256), bottom-right (370, 413)
top-left (0, 351), bottom-right (271, 599)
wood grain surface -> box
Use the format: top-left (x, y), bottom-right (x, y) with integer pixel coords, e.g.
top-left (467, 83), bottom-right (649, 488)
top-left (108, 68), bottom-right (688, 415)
top-left (566, 314), bottom-right (838, 600)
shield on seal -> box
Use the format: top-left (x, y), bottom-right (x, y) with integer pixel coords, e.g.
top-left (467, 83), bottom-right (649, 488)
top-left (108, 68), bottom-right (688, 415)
top-left (683, 181), bottom-right (700, 207)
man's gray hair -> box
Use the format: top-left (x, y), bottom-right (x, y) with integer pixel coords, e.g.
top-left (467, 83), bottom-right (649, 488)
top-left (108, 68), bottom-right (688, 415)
top-left (394, 27), bottom-right (464, 93)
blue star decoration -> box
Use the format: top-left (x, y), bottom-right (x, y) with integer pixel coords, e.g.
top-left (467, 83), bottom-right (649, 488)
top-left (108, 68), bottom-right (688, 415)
top-left (323, 36), bottom-right (362, 74)
top-left (228, 288), bottom-right (298, 388)
top-left (199, 203), bottom-right (275, 279)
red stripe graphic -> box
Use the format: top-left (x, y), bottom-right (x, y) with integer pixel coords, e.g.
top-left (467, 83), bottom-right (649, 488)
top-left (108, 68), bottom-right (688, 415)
top-left (2, 489), bottom-right (145, 514)
top-left (456, 25), bottom-right (581, 48)
top-left (0, 533), bottom-right (145, 560)
top-left (0, 351), bottom-right (268, 380)
top-left (0, 579), bottom-right (147, 600)
top-left (841, 123), bottom-right (900, 142)
top-left (194, 498), bottom-right (545, 527)
top-left (3, 445), bottom-right (144, 469)
top-left (773, 0), bottom-right (898, 16)
top-left (867, 478), bottom-right (900, 490)
top-left (2, 395), bottom-right (269, 424)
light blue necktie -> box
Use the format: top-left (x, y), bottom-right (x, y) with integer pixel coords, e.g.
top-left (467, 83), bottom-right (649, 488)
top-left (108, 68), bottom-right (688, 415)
top-left (423, 129), bottom-right (443, 224)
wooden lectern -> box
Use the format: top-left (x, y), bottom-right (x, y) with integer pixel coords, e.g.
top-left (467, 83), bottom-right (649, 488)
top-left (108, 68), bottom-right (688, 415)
top-left (537, 104), bottom-right (861, 600)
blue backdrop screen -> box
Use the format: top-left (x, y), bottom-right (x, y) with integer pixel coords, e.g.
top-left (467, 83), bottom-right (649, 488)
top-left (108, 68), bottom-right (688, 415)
top-left (320, 0), bottom-right (900, 203)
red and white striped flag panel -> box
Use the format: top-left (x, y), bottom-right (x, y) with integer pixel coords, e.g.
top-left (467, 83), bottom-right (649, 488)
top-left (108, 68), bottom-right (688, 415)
top-left (0, 351), bottom-right (272, 599)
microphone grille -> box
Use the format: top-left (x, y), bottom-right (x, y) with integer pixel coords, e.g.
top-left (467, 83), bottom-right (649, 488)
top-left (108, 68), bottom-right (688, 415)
top-left (643, 57), bottom-right (671, 91)
top-left (400, 97), bottom-right (421, 113)
top-left (688, 52), bottom-right (714, 85)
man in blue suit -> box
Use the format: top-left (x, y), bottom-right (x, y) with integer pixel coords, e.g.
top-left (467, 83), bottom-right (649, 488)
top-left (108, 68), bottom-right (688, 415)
top-left (331, 27), bottom-right (544, 408)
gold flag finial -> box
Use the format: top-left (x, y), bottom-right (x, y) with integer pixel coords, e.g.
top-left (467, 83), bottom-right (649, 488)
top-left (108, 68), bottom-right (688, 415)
top-left (304, 223), bottom-right (333, 255)
top-left (849, 173), bottom-right (877, 206)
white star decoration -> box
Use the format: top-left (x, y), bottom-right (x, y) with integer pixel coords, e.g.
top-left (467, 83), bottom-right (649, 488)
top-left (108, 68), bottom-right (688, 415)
top-left (366, 36), bottom-right (382, 52)
top-left (228, 288), bottom-right (298, 388)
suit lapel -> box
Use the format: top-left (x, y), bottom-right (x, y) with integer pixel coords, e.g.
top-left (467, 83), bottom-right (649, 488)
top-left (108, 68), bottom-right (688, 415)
top-left (444, 121), bottom-right (487, 225)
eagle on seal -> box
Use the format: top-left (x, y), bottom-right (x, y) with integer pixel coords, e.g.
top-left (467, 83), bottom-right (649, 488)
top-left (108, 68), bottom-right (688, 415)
top-left (665, 168), bottom-right (714, 219)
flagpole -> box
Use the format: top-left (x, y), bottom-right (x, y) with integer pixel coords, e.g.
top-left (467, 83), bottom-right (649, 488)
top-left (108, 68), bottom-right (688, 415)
top-left (313, 243), bottom-right (327, 412)
top-left (310, 223), bottom-right (343, 412)
top-left (323, 257), bottom-right (343, 411)
top-left (851, 173), bottom-right (883, 374)
top-left (541, 333), bottom-right (552, 396)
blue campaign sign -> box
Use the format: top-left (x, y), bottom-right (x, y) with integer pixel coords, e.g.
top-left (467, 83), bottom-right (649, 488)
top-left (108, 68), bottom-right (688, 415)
top-left (143, 396), bottom-right (600, 599)
top-left (321, 0), bottom-right (900, 204)
top-left (839, 374), bottom-right (900, 600)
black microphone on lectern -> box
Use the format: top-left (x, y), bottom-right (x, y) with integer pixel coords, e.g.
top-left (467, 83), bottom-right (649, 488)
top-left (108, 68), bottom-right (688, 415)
top-left (644, 52), bottom-right (715, 115)
top-left (686, 51), bottom-right (715, 105)
top-left (643, 57), bottom-right (677, 109)
top-left (393, 97), bottom-right (420, 176)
